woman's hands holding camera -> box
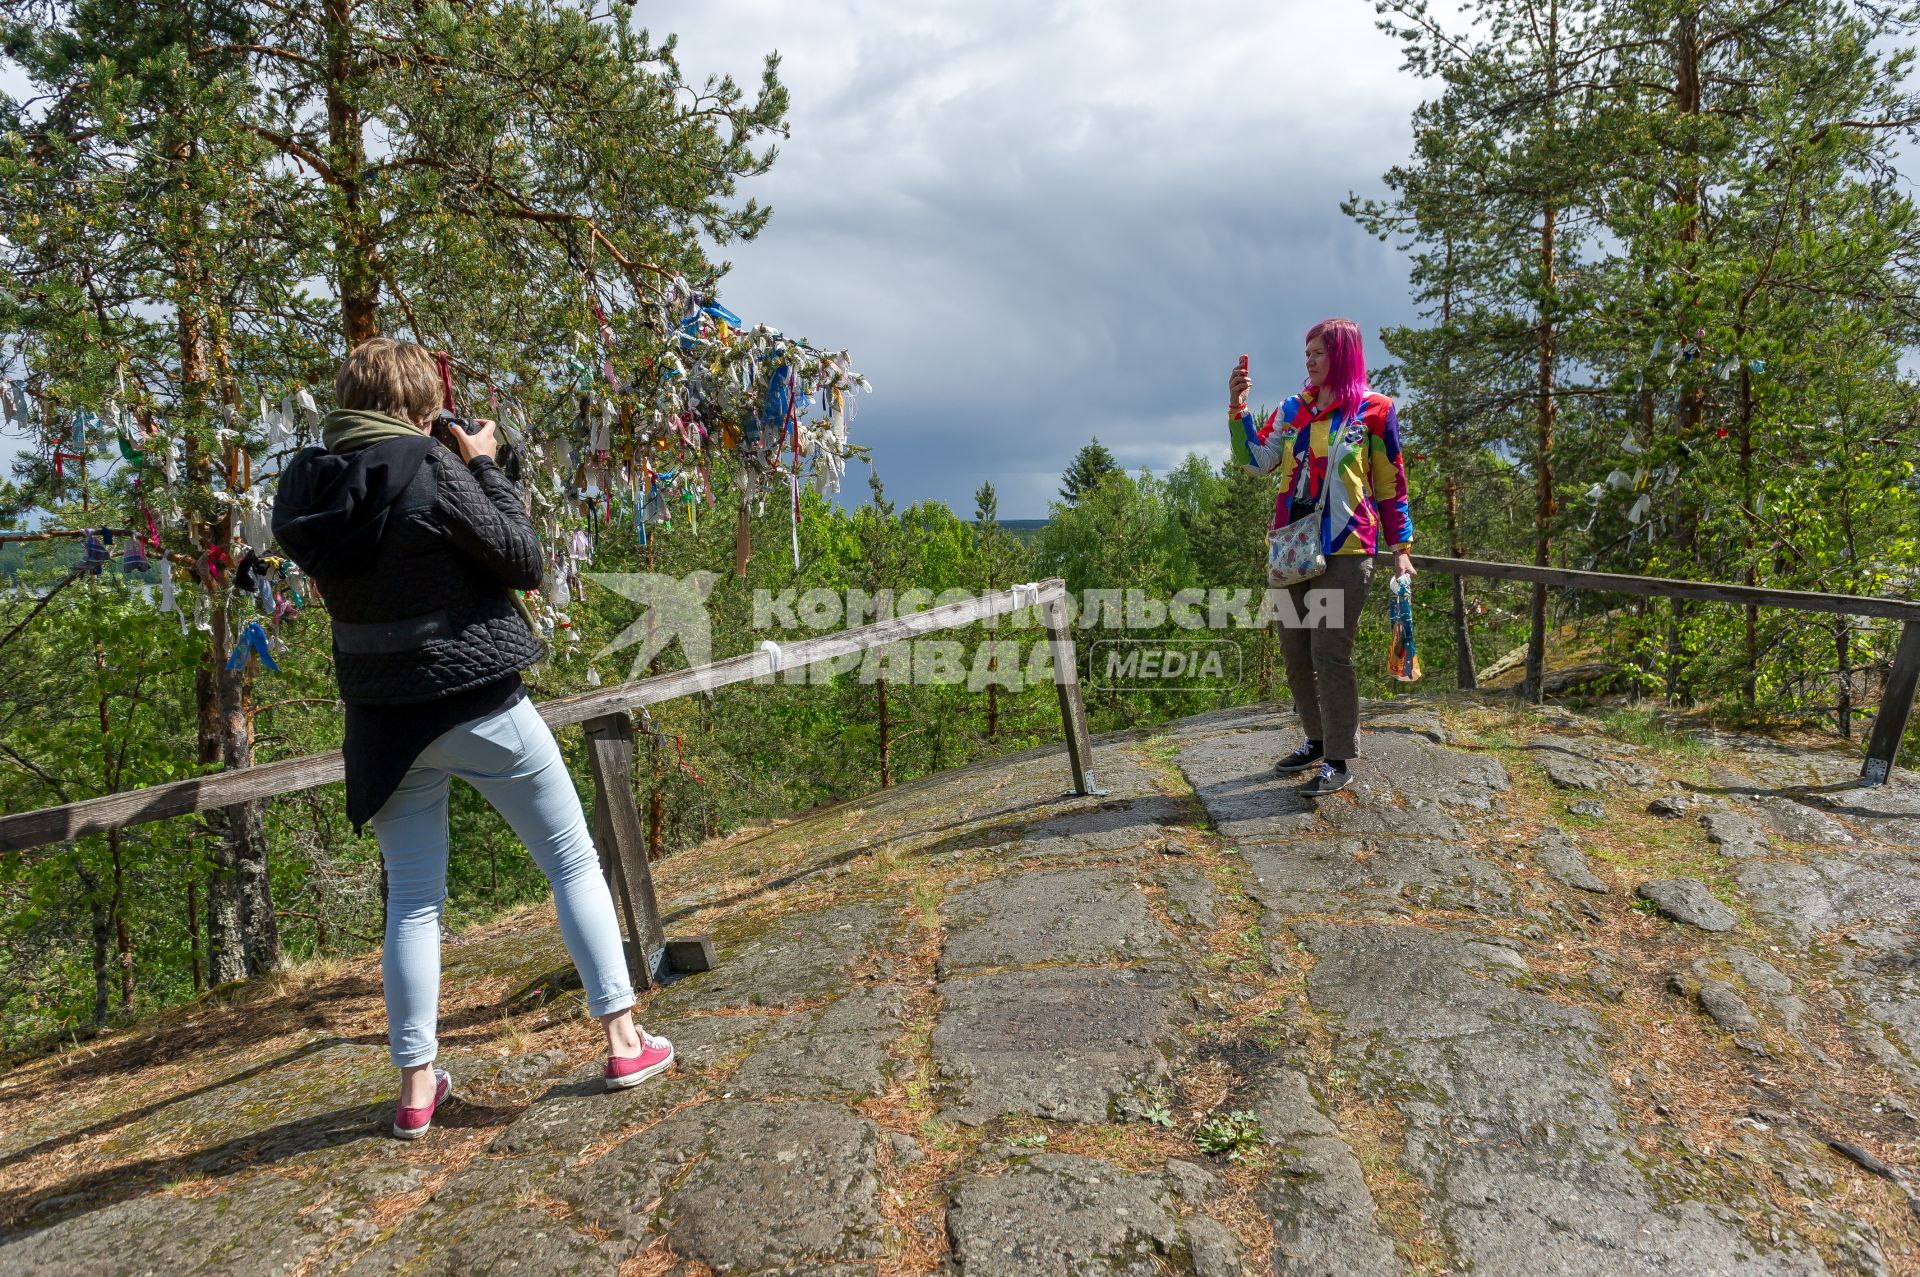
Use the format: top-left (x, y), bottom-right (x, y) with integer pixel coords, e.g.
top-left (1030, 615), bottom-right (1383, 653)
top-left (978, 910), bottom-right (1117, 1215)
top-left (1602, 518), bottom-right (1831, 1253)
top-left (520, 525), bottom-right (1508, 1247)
top-left (451, 418), bottom-right (499, 465)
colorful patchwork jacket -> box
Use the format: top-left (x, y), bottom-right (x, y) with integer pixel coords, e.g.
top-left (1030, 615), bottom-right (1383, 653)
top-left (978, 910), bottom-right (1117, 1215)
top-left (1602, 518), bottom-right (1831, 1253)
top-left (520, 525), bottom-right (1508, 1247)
top-left (1229, 390), bottom-right (1413, 556)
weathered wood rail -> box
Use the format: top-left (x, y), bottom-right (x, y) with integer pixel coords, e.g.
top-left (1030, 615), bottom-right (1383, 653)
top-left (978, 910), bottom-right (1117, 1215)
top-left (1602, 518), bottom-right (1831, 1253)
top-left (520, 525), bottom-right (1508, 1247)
top-left (1388, 553), bottom-right (1920, 785)
top-left (0, 577), bottom-right (1094, 986)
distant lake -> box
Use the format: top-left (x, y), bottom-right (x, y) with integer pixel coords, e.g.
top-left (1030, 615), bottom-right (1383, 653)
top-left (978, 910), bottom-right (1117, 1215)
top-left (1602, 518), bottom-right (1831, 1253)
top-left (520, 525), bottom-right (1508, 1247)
top-left (994, 519), bottom-right (1048, 544)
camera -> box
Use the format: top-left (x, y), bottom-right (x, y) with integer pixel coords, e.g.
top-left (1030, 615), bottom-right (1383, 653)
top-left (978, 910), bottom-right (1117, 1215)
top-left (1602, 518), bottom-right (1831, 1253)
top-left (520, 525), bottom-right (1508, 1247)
top-left (432, 410), bottom-right (520, 482)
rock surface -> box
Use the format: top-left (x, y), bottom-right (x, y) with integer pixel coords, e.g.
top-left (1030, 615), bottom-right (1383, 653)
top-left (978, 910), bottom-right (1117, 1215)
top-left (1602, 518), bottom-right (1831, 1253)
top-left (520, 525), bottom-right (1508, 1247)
top-left (945, 1154), bottom-right (1189, 1277)
top-left (5, 700), bottom-right (1918, 1275)
top-left (932, 967), bottom-right (1192, 1123)
top-left (1250, 1066), bottom-right (1400, 1276)
top-left (1531, 826), bottom-right (1611, 893)
top-left (938, 868), bottom-right (1175, 974)
top-left (1639, 877), bottom-right (1739, 931)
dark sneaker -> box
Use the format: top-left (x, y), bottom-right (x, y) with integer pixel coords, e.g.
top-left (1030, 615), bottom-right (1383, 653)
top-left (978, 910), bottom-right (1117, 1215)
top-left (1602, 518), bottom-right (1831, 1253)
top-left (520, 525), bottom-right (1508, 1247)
top-left (1304, 762), bottom-right (1352, 796)
top-left (1272, 741), bottom-right (1324, 774)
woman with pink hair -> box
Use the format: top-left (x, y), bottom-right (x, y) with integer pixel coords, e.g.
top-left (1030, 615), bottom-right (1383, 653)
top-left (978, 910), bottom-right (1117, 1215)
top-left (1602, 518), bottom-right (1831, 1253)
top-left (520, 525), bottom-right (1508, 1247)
top-left (1228, 319), bottom-right (1414, 795)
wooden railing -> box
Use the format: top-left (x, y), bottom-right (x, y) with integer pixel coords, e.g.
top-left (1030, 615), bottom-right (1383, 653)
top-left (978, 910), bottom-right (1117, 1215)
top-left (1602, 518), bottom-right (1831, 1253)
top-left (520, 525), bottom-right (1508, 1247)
top-left (0, 578), bottom-right (1096, 986)
top-left (1390, 554), bottom-right (1920, 784)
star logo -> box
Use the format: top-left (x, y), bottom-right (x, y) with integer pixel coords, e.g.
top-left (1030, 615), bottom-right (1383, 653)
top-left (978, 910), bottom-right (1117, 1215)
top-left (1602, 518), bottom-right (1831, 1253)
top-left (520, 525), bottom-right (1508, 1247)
top-left (585, 571), bottom-right (720, 679)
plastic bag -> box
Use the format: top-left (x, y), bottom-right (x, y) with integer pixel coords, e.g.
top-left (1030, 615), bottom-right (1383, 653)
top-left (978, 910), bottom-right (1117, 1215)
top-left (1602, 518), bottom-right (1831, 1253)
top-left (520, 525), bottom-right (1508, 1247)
top-left (1386, 573), bottom-right (1421, 682)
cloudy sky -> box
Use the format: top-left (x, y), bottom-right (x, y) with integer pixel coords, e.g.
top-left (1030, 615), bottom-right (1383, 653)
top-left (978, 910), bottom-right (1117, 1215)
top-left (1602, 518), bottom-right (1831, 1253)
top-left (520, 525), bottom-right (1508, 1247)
top-left (650, 0), bottom-right (1437, 518)
top-left (1, 2), bottom-right (1440, 519)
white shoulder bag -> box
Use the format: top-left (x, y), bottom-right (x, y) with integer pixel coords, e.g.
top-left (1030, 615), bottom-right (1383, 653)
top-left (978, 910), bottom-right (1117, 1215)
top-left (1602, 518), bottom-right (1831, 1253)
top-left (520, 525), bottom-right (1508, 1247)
top-left (1265, 405), bottom-right (1353, 588)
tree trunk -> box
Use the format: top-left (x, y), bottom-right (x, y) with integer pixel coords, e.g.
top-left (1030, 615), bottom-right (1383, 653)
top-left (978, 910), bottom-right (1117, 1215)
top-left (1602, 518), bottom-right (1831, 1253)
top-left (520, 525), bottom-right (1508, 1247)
top-left (314, 871), bottom-right (329, 953)
top-left (111, 831), bottom-right (132, 1011)
top-left (647, 648), bottom-right (666, 860)
top-left (1444, 472), bottom-right (1475, 690)
top-left (877, 676), bottom-right (892, 788)
top-left (1837, 620), bottom-right (1853, 739)
top-left (1258, 624), bottom-right (1273, 699)
top-left (166, 137), bottom-right (277, 984)
top-left (1523, 198), bottom-right (1558, 704)
top-left (94, 645), bottom-right (134, 1010)
top-left (1666, 599), bottom-right (1685, 702)
top-left (91, 897), bottom-right (111, 1028)
top-left (201, 652), bottom-right (278, 983)
top-left (326, 0), bottom-right (380, 344)
top-left (80, 867), bottom-right (109, 1028)
top-left (1438, 220), bottom-right (1476, 691)
top-left (1738, 358), bottom-right (1758, 704)
top-left (649, 731), bottom-right (666, 861)
top-left (186, 874), bottom-right (204, 995)
top-left (986, 680), bottom-right (999, 741)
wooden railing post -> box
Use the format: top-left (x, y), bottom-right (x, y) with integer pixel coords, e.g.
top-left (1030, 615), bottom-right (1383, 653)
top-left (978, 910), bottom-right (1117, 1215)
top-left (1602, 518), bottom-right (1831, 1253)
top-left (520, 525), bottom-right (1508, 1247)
top-left (1863, 620), bottom-right (1920, 785)
top-left (1041, 592), bottom-right (1103, 797)
top-left (584, 712), bottom-right (668, 986)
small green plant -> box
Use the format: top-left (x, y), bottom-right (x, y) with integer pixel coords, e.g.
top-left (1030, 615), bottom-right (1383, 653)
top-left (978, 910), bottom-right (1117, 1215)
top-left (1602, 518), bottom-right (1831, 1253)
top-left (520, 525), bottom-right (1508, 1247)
top-left (1141, 1103), bottom-right (1175, 1128)
top-left (1631, 896), bottom-right (1661, 917)
top-left (1007, 1130), bottom-right (1049, 1148)
top-left (1596, 707), bottom-right (1710, 757)
top-left (909, 880), bottom-right (942, 926)
top-left (1196, 1109), bottom-right (1265, 1162)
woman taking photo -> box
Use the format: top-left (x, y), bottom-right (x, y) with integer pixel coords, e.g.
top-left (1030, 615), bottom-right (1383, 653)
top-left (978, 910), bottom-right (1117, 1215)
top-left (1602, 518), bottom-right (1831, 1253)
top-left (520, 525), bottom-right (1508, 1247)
top-left (1228, 319), bottom-right (1414, 795)
top-left (274, 338), bottom-right (673, 1139)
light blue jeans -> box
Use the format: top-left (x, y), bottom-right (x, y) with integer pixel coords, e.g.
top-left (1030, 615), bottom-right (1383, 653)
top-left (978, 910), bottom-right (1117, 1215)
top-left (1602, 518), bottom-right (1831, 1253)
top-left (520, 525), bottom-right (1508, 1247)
top-left (369, 695), bottom-right (635, 1067)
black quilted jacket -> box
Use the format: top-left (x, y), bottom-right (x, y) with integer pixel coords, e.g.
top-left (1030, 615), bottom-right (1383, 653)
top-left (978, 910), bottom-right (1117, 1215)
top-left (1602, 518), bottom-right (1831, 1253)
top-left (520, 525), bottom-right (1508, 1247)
top-left (272, 433), bottom-right (547, 704)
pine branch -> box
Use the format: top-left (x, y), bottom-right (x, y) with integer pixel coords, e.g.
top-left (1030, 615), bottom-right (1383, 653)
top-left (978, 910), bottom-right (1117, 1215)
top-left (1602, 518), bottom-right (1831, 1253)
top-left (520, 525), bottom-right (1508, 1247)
top-left (193, 43), bottom-right (321, 71)
top-left (234, 123), bottom-right (342, 186)
top-left (0, 566), bottom-right (84, 656)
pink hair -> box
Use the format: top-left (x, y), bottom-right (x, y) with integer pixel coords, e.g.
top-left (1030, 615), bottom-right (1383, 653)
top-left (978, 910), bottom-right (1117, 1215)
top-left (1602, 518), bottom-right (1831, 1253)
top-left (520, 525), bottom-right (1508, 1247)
top-left (1303, 318), bottom-right (1369, 417)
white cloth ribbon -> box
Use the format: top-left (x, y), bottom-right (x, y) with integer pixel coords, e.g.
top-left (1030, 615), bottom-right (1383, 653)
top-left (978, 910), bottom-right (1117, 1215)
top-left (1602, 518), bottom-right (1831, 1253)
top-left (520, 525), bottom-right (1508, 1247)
top-left (1011, 582), bottom-right (1041, 609)
top-left (759, 639), bottom-right (784, 672)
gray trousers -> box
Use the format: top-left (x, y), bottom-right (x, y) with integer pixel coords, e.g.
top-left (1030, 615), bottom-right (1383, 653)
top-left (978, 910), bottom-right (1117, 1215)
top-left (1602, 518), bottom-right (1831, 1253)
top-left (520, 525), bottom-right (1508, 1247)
top-left (1276, 554), bottom-right (1374, 761)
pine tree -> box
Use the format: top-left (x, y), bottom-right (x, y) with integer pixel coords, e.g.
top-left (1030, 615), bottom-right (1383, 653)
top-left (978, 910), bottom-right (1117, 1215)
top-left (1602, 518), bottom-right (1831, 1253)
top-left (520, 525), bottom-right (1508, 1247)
top-left (1, 0), bottom-right (321, 980)
top-left (1357, 0), bottom-right (1920, 723)
top-left (973, 480), bottom-right (998, 528)
top-left (0, 0), bottom-right (819, 994)
top-left (1059, 438), bottom-right (1119, 505)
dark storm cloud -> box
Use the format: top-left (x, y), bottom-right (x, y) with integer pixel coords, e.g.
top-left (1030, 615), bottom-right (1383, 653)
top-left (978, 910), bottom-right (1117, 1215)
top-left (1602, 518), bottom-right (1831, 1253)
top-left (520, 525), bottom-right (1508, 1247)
top-left (654, 0), bottom-right (1435, 517)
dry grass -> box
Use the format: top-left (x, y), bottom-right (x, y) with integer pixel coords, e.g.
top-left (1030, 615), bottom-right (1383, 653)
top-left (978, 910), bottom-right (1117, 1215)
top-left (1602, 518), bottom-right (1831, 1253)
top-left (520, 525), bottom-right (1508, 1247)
top-left (1465, 701), bottom-right (1920, 1273)
top-left (618, 1238), bottom-right (704, 1277)
top-left (858, 904), bottom-right (974, 1277)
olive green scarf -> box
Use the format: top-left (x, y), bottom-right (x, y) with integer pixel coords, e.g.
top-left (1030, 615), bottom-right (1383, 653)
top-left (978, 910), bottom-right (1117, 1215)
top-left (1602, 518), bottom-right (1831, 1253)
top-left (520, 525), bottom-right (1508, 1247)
top-left (320, 406), bottom-right (426, 453)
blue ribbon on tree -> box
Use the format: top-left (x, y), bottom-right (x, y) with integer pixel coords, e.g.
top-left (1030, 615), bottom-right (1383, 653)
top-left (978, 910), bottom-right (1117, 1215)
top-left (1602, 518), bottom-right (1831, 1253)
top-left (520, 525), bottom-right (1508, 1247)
top-left (225, 620), bottom-right (280, 673)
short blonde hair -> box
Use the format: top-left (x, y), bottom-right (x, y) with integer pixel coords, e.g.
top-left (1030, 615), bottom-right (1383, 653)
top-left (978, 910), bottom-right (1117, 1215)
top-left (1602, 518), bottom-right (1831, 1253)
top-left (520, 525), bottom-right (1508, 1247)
top-left (334, 338), bottom-right (442, 421)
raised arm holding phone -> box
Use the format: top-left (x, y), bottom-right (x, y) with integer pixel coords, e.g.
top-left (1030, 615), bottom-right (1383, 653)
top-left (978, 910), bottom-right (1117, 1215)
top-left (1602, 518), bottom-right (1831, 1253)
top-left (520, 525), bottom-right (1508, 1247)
top-left (1228, 321), bottom-right (1414, 795)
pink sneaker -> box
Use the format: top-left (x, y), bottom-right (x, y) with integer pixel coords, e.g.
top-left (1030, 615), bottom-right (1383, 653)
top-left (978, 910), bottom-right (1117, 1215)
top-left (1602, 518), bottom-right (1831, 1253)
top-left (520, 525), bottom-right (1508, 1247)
top-left (392, 1068), bottom-right (452, 1140)
top-left (604, 1032), bottom-right (675, 1091)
